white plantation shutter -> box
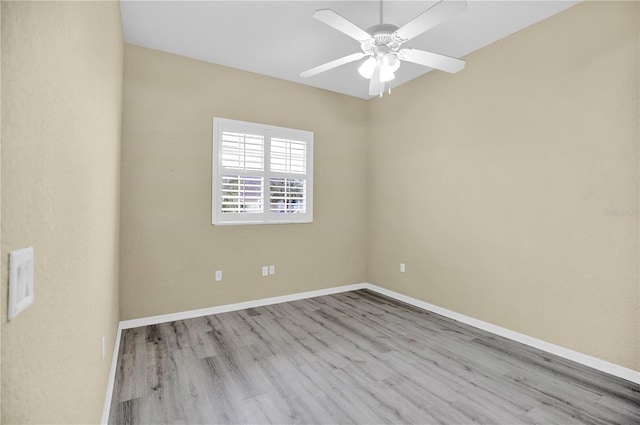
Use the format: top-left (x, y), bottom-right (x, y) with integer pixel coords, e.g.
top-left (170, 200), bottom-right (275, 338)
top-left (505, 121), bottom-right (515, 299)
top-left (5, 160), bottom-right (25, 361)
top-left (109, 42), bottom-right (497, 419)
top-left (213, 118), bottom-right (313, 225)
top-left (221, 176), bottom-right (263, 213)
top-left (270, 138), bottom-right (306, 174)
top-left (270, 178), bottom-right (307, 213)
top-left (221, 131), bottom-right (264, 171)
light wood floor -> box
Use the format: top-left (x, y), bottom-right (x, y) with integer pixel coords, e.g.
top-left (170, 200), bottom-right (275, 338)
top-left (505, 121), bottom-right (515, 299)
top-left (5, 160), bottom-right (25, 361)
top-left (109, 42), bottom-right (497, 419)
top-left (109, 290), bottom-right (640, 424)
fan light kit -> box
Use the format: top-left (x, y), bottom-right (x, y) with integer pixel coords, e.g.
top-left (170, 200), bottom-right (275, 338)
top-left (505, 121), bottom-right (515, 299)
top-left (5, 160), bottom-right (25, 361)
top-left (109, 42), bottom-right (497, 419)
top-left (300, 0), bottom-right (467, 97)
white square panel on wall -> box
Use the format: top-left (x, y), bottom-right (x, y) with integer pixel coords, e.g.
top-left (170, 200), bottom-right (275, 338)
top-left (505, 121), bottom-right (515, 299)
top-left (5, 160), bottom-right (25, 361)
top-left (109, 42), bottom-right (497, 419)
top-left (8, 246), bottom-right (35, 320)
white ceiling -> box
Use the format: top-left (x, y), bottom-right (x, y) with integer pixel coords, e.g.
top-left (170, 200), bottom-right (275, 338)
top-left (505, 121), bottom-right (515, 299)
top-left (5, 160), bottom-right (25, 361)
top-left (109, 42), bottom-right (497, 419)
top-left (120, 1), bottom-right (580, 99)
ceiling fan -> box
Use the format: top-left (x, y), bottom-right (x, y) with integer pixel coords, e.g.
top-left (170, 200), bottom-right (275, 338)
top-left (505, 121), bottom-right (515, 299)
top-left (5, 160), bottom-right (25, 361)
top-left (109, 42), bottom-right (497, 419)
top-left (300, 0), bottom-right (467, 97)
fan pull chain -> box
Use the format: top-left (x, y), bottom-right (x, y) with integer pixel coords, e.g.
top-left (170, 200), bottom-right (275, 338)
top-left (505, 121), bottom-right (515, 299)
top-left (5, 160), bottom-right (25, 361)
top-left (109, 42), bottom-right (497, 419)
top-left (378, 83), bottom-right (392, 98)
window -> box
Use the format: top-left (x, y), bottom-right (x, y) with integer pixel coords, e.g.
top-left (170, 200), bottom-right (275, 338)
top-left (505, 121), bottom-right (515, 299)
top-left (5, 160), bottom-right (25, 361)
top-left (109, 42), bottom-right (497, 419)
top-left (212, 118), bottom-right (313, 225)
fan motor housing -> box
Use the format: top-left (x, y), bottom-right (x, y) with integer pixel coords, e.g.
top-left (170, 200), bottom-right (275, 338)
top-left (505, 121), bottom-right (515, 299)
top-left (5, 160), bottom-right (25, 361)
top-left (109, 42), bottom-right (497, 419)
top-left (362, 23), bottom-right (402, 56)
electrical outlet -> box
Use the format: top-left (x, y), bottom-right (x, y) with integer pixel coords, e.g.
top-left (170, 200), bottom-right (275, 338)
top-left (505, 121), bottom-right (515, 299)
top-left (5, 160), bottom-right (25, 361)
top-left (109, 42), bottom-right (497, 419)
top-left (262, 266), bottom-right (269, 277)
top-left (215, 270), bottom-right (222, 281)
top-left (400, 263), bottom-right (406, 273)
top-left (101, 336), bottom-right (106, 361)
top-left (269, 265), bottom-right (275, 275)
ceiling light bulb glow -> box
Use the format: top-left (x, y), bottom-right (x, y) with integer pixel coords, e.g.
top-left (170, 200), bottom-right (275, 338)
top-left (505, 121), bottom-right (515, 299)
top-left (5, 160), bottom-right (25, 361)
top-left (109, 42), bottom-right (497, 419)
top-left (380, 67), bottom-right (395, 82)
top-left (358, 57), bottom-right (377, 79)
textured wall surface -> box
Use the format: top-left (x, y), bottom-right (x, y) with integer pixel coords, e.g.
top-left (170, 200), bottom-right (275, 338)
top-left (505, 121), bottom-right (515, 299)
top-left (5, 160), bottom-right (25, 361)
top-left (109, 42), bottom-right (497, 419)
top-left (0, 1), bottom-right (637, 423)
top-left (119, 45), bottom-right (368, 320)
top-left (368, 1), bottom-right (639, 371)
top-left (1, 1), bottom-right (122, 422)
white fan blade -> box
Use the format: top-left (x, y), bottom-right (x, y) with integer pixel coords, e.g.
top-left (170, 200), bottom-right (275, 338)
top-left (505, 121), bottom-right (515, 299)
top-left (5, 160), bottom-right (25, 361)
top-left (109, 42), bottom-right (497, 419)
top-left (300, 52), bottom-right (366, 78)
top-left (313, 9), bottom-right (372, 42)
top-left (369, 65), bottom-right (384, 96)
top-left (393, 0), bottom-right (467, 42)
top-left (399, 48), bottom-right (465, 73)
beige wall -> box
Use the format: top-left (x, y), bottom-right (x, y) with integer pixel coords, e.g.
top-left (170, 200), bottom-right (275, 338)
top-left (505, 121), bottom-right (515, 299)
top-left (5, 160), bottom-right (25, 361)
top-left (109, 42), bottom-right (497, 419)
top-left (368, 1), bottom-right (639, 371)
top-left (1, 1), bottom-right (122, 423)
top-left (0, 1), bottom-right (635, 422)
top-left (119, 45), bottom-right (368, 320)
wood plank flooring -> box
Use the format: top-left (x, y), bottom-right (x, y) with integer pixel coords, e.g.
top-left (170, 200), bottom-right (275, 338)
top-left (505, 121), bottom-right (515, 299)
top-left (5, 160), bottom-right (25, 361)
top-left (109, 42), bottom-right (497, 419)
top-left (109, 290), bottom-right (640, 424)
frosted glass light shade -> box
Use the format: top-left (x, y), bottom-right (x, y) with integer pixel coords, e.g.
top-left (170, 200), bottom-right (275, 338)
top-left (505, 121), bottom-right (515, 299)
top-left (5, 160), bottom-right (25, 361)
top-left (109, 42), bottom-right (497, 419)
top-left (382, 53), bottom-right (400, 71)
top-left (358, 57), bottom-right (377, 79)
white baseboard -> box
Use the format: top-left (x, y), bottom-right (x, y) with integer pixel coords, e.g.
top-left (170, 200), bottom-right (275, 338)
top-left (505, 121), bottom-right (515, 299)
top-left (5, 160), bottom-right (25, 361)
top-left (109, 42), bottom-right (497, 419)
top-left (364, 283), bottom-right (640, 385)
top-left (101, 323), bottom-right (123, 425)
top-left (119, 283), bottom-right (369, 330)
top-left (102, 281), bottom-right (639, 423)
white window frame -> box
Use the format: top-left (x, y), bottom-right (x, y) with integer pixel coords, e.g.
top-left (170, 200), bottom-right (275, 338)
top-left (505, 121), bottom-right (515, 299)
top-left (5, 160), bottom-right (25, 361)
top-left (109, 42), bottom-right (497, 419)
top-left (212, 117), bottom-right (314, 225)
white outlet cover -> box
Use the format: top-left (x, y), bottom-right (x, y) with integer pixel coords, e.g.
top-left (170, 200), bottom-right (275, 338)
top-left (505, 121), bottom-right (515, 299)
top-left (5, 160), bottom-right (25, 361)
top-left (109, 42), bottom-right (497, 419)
top-left (262, 266), bottom-right (269, 277)
top-left (8, 246), bottom-right (34, 320)
top-left (215, 270), bottom-right (222, 281)
top-left (269, 265), bottom-right (275, 275)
